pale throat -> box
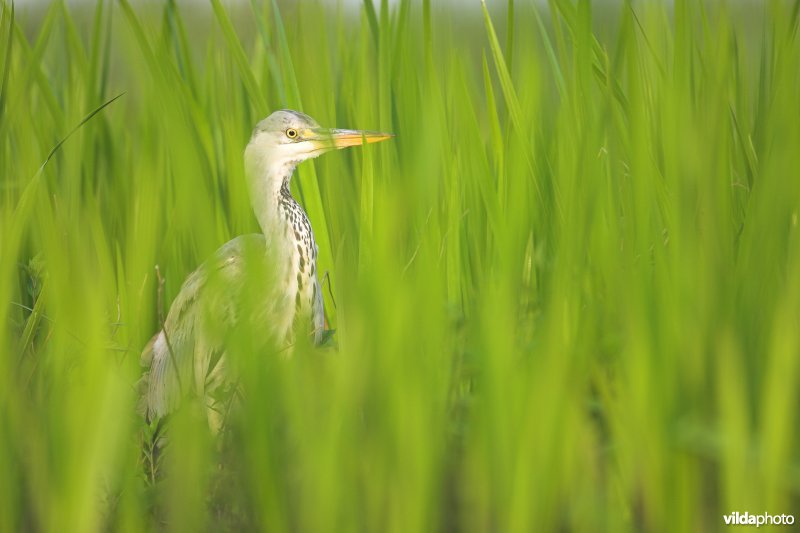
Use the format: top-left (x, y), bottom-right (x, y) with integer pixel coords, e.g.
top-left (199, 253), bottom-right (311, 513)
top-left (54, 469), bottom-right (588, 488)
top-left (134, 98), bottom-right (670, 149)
top-left (245, 151), bottom-right (298, 239)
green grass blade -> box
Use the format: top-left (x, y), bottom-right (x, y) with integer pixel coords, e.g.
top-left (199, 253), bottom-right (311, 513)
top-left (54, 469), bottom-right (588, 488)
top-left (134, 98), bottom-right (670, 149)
top-left (0, 0), bottom-right (14, 123)
top-left (208, 0), bottom-right (267, 113)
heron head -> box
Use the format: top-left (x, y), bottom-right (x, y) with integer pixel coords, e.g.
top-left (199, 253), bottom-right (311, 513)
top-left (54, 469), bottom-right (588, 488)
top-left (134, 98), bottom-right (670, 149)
top-left (246, 109), bottom-right (393, 167)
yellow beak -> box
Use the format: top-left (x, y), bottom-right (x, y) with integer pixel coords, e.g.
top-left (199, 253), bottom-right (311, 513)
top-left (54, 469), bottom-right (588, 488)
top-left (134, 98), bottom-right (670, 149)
top-left (309, 128), bottom-right (394, 150)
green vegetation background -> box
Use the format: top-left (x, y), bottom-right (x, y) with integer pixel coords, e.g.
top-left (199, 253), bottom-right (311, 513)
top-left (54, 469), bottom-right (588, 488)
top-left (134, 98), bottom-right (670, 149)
top-left (1, 0), bottom-right (799, 531)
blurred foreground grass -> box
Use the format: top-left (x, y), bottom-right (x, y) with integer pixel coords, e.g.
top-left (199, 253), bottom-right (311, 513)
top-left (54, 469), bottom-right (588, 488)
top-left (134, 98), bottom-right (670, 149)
top-left (1, 0), bottom-right (799, 531)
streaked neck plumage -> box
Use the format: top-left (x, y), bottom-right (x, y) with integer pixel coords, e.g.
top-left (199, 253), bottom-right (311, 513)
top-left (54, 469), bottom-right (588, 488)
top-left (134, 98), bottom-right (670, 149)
top-left (243, 138), bottom-right (323, 344)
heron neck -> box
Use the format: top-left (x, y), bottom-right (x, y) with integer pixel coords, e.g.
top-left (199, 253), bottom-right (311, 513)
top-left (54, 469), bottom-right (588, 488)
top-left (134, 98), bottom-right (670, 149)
top-left (246, 155), bottom-right (297, 237)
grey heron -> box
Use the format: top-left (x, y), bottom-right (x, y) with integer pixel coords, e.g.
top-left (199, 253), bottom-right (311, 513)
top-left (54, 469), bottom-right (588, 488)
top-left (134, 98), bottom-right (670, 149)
top-left (138, 110), bottom-right (393, 427)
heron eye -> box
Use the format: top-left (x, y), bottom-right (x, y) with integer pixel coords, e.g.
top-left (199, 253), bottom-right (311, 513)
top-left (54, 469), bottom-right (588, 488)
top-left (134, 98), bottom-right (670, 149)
top-left (286, 128), bottom-right (298, 139)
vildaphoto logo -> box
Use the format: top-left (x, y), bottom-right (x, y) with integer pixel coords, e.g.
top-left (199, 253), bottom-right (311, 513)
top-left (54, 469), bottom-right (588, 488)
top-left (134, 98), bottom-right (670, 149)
top-left (723, 512), bottom-right (795, 527)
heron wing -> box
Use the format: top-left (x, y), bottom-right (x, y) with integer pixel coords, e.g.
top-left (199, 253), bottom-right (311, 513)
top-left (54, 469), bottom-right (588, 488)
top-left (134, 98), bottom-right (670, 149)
top-left (138, 234), bottom-right (270, 421)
